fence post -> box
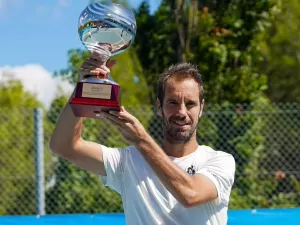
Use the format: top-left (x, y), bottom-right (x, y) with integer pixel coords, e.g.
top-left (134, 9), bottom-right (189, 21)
top-left (34, 108), bottom-right (46, 215)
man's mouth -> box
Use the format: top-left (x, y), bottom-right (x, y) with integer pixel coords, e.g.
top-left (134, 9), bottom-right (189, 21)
top-left (171, 120), bottom-right (190, 127)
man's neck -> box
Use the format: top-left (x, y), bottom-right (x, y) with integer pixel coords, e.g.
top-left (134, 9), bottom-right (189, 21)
top-left (162, 137), bottom-right (199, 158)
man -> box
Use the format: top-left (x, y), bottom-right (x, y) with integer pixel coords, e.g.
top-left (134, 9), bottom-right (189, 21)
top-left (50, 55), bottom-right (235, 225)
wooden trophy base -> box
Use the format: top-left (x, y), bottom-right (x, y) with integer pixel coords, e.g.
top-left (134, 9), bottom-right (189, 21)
top-left (69, 80), bottom-right (121, 118)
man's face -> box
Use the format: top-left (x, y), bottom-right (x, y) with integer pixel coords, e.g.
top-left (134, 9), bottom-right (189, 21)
top-left (157, 77), bottom-right (204, 144)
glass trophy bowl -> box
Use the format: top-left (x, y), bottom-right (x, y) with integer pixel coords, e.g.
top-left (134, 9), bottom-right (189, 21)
top-left (70, 2), bottom-right (136, 118)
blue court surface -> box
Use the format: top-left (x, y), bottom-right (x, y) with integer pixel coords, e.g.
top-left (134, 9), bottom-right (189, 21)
top-left (1, 208), bottom-right (299, 225)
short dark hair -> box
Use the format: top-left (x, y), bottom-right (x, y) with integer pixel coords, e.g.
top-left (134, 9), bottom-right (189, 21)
top-left (157, 62), bottom-right (204, 104)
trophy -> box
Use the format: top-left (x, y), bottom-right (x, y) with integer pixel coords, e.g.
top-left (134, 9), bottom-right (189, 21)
top-left (70, 2), bottom-right (137, 118)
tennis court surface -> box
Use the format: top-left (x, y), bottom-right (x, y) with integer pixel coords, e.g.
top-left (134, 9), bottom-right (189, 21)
top-left (1, 208), bottom-right (299, 225)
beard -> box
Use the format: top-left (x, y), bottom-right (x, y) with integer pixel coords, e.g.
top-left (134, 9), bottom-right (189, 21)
top-left (162, 112), bottom-right (198, 144)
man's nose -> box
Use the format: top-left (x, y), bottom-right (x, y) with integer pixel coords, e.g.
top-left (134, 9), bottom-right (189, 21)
top-left (177, 104), bottom-right (187, 116)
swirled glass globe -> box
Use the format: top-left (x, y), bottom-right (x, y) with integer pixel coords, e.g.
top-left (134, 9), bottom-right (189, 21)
top-left (78, 2), bottom-right (137, 59)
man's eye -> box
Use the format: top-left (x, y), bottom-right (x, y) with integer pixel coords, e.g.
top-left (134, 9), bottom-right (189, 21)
top-left (186, 101), bottom-right (197, 106)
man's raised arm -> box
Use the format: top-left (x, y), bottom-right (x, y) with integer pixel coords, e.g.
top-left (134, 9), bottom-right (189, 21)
top-left (49, 93), bottom-right (106, 175)
top-left (49, 57), bottom-right (115, 176)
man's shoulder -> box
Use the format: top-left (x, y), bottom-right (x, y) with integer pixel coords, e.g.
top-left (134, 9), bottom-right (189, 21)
top-left (198, 145), bottom-right (235, 165)
top-left (197, 145), bottom-right (236, 181)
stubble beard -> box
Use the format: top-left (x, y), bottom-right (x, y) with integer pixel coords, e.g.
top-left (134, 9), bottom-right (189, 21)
top-left (162, 112), bottom-right (198, 144)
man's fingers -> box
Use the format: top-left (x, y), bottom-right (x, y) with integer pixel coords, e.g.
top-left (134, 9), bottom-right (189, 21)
top-left (109, 107), bottom-right (135, 124)
top-left (102, 112), bottom-right (125, 125)
top-left (102, 116), bottom-right (121, 128)
top-left (120, 106), bottom-right (136, 123)
top-left (100, 65), bottom-right (111, 73)
top-left (82, 59), bottom-right (111, 73)
top-left (102, 117), bottom-right (126, 135)
top-left (78, 52), bottom-right (117, 82)
top-left (81, 64), bottom-right (110, 74)
top-left (80, 68), bottom-right (109, 76)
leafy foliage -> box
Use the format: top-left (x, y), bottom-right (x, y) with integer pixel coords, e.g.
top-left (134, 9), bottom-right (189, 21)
top-left (259, 0), bottom-right (300, 102)
top-left (134, 0), bottom-right (277, 104)
top-left (0, 74), bottom-right (53, 215)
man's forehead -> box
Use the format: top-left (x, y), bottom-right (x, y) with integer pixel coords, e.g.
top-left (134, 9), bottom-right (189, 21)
top-left (164, 79), bottom-right (200, 100)
top-left (165, 77), bottom-right (199, 92)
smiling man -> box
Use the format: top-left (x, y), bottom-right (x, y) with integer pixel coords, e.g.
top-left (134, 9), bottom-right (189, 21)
top-left (50, 59), bottom-right (236, 225)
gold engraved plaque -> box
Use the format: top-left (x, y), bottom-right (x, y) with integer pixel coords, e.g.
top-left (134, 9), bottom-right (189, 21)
top-left (82, 83), bottom-right (112, 99)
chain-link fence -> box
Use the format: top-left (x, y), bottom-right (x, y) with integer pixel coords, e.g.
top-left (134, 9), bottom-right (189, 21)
top-left (1, 102), bottom-right (300, 215)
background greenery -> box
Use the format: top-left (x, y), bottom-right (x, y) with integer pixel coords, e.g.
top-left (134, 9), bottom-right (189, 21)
top-left (1, 0), bottom-right (300, 215)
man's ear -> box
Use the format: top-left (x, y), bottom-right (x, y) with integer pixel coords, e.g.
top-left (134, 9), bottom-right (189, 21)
top-left (156, 99), bottom-right (162, 117)
top-left (199, 99), bottom-right (205, 118)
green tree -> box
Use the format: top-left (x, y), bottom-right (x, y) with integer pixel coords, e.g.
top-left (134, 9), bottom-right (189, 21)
top-left (252, 0), bottom-right (300, 207)
top-left (135, 0), bottom-right (278, 104)
top-left (259, 0), bottom-right (300, 103)
top-left (0, 73), bottom-right (53, 215)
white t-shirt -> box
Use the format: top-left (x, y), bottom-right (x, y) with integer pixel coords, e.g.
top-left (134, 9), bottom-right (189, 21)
top-left (100, 145), bottom-right (235, 225)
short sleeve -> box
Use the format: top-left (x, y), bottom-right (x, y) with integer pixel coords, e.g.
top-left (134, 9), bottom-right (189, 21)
top-left (99, 145), bottom-right (128, 194)
top-left (196, 152), bottom-right (235, 205)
